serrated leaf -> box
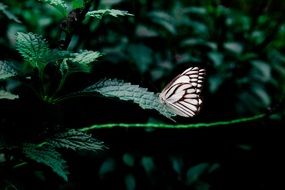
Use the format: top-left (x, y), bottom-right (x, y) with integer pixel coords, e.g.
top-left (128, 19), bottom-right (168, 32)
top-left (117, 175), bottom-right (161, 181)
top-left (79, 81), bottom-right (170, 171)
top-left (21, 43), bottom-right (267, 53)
top-left (60, 50), bottom-right (101, 74)
top-left (16, 32), bottom-right (51, 70)
top-left (23, 143), bottom-right (68, 181)
top-left (0, 3), bottom-right (21, 23)
top-left (0, 90), bottom-right (19, 100)
top-left (38, 0), bottom-right (68, 16)
top-left (86, 9), bottom-right (133, 20)
top-left (15, 32), bottom-right (69, 70)
top-left (0, 61), bottom-right (18, 80)
top-left (47, 129), bottom-right (104, 152)
top-left (81, 79), bottom-right (176, 119)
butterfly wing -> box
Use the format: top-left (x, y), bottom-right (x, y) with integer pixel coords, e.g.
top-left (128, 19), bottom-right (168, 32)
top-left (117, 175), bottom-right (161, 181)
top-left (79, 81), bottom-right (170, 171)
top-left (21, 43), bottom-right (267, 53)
top-left (159, 67), bottom-right (205, 117)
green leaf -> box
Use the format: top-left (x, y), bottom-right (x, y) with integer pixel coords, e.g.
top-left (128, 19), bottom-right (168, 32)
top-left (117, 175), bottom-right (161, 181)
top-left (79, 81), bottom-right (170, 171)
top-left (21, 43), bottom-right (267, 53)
top-left (23, 143), bottom-right (68, 181)
top-left (98, 158), bottom-right (116, 177)
top-left (38, 0), bottom-right (68, 16)
top-left (141, 156), bottom-right (155, 174)
top-left (148, 11), bottom-right (176, 35)
top-left (60, 50), bottom-right (101, 74)
top-left (72, 0), bottom-right (84, 9)
top-left (15, 32), bottom-right (51, 70)
top-left (183, 7), bottom-right (207, 15)
top-left (123, 153), bottom-right (135, 167)
top-left (127, 44), bottom-right (152, 73)
top-left (47, 129), bottom-right (104, 152)
top-left (224, 42), bottom-right (243, 54)
top-left (0, 61), bottom-right (17, 80)
top-left (0, 3), bottom-right (21, 23)
top-left (0, 90), bottom-right (19, 100)
top-left (86, 9), bottom-right (133, 20)
top-left (125, 174), bottom-right (136, 190)
top-left (186, 163), bottom-right (209, 185)
top-left (81, 79), bottom-right (176, 119)
top-left (250, 60), bottom-right (271, 82)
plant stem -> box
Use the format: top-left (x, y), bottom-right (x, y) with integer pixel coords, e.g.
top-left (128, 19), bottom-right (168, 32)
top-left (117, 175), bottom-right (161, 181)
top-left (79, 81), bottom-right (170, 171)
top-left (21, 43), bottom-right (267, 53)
top-left (80, 113), bottom-right (266, 131)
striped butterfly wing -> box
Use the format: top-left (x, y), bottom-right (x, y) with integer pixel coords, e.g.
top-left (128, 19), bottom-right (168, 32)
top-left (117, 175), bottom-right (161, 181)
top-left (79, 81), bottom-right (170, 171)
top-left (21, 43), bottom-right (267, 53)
top-left (159, 67), bottom-right (205, 117)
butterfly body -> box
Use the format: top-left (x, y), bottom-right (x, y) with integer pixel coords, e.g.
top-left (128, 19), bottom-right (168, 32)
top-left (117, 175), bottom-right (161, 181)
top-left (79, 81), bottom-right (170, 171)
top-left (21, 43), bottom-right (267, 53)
top-left (159, 67), bottom-right (205, 117)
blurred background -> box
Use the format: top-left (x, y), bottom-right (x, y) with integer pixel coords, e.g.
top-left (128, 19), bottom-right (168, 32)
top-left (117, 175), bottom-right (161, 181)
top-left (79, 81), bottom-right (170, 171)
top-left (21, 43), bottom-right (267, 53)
top-left (0, 0), bottom-right (285, 190)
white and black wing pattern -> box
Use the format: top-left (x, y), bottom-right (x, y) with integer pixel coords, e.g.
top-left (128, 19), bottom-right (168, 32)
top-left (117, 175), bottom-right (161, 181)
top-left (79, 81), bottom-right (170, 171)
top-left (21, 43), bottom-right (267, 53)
top-left (159, 67), bottom-right (206, 117)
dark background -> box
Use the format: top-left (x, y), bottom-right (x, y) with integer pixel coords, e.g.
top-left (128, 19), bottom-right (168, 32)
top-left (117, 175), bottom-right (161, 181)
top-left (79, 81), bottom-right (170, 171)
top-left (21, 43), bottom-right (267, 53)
top-left (0, 0), bottom-right (284, 189)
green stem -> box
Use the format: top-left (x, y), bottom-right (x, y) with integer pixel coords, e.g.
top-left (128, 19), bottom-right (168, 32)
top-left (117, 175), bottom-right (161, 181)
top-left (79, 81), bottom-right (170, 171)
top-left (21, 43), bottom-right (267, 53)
top-left (80, 113), bottom-right (266, 131)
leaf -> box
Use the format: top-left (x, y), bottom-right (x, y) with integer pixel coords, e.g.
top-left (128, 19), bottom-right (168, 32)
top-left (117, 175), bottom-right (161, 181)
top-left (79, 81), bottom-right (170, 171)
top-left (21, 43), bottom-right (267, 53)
top-left (186, 163), bottom-right (209, 185)
top-left (123, 153), bottom-right (135, 167)
top-left (127, 44), bottom-right (152, 73)
top-left (38, 0), bottom-right (68, 16)
top-left (15, 32), bottom-right (51, 70)
top-left (23, 143), bottom-right (68, 181)
top-left (125, 174), bottom-right (136, 190)
top-left (60, 50), bottom-right (101, 74)
top-left (0, 61), bottom-right (18, 80)
top-left (141, 156), bottom-right (155, 174)
top-left (86, 9), bottom-right (133, 20)
top-left (81, 79), bottom-right (176, 119)
top-left (98, 158), bottom-right (116, 177)
top-left (0, 90), bottom-right (19, 100)
top-left (71, 0), bottom-right (84, 9)
top-left (0, 3), bottom-right (21, 23)
top-left (224, 42), bottom-right (243, 54)
top-left (250, 60), bottom-right (271, 82)
top-left (183, 7), bottom-right (207, 15)
top-left (148, 11), bottom-right (176, 35)
top-left (47, 129), bottom-right (104, 152)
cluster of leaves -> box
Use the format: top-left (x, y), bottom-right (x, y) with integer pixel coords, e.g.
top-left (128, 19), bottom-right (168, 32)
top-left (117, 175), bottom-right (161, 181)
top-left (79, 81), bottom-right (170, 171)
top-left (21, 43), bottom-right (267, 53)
top-left (85, 0), bottom-right (285, 117)
top-left (0, 0), bottom-right (179, 185)
top-left (1, 0), bottom-right (285, 190)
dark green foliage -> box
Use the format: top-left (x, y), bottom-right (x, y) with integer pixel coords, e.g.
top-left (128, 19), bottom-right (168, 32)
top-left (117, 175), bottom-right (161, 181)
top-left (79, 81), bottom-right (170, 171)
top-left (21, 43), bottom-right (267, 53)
top-left (0, 0), bottom-right (284, 190)
top-left (23, 143), bottom-right (69, 181)
top-left (0, 61), bottom-right (17, 80)
top-left (0, 2), bottom-right (21, 23)
top-left (82, 79), bottom-right (176, 118)
top-left (47, 129), bottom-right (104, 152)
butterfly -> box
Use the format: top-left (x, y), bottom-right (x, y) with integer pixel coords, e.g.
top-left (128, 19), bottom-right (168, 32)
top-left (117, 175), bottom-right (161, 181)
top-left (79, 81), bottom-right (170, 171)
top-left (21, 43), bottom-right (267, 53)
top-left (159, 67), bottom-right (206, 117)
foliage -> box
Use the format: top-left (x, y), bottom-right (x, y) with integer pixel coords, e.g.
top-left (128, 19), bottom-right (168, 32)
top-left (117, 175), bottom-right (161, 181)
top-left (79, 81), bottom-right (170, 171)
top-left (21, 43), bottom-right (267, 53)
top-left (0, 61), bottom-right (17, 80)
top-left (23, 143), bottom-right (69, 181)
top-left (0, 90), bottom-right (19, 100)
top-left (38, 0), bottom-right (68, 16)
top-left (47, 129), bottom-right (105, 152)
top-left (86, 9), bottom-right (133, 19)
top-left (0, 0), bottom-right (284, 190)
top-left (81, 78), bottom-right (175, 118)
top-left (0, 2), bottom-right (21, 23)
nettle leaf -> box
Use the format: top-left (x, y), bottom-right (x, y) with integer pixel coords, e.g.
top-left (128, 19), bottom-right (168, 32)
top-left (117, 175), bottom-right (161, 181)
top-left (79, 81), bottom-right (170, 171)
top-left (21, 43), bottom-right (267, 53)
top-left (16, 32), bottom-right (51, 70)
top-left (81, 79), bottom-right (176, 119)
top-left (16, 32), bottom-right (69, 70)
top-left (23, 143), bottom-right (68, 181)
top-left (86, 9), bottom-right (133, 20)
top-left (38, 0), bottom-right (68, 16)
top-left (0, 90), bottom-right (19, 100)
top-left (0, 3), bottom-right (21, 23)
top-left (60, 50), bottom-right (101, 74)
top-left (0, 61), bottom-right (18, 80)
top-left (47, 129), bottom-right (105, 152)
